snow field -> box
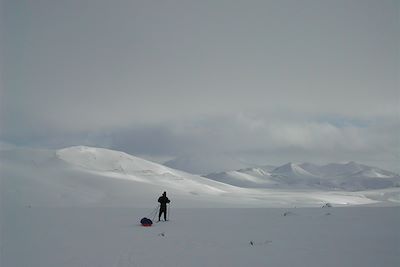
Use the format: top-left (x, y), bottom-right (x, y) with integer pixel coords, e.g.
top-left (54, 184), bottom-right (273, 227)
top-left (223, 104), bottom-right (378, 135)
top-left (1, 146), bottom-right (399, 267)
top-left (1, 207), bottom-right (399, 267)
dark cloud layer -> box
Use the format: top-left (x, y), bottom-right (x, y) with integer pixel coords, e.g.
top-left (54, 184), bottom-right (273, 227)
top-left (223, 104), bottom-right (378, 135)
top-left (1, 114), bottom-right (398, 172)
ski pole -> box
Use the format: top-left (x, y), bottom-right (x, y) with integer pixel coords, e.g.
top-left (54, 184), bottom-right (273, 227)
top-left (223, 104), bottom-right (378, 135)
top-left (152, 204), bottom-right (160, 222)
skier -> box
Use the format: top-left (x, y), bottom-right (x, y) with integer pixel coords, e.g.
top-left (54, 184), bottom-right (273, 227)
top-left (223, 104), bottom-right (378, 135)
top-left (158, 191), bottom-right (170, 221)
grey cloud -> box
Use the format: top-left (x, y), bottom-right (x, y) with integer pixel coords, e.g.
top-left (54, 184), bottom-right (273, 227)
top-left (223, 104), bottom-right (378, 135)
top-left (115, 115), bottom-right (400, 173)
top-left (1, 0), bottom-right (399, 172)
top-left (2, 0), bottom-right (398, 133)
top-left (0, 112), bottom-right (398, 172)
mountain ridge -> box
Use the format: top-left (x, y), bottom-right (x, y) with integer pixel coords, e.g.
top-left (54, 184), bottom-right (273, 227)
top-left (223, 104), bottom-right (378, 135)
top-left (205, 161), bottom-right (400, 191)
top-left (1, 146), bottom-right (399, 207)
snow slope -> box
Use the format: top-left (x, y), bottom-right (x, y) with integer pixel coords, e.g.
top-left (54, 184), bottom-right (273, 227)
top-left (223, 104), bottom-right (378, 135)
top-left (0, 146), bottom-right (245, 208)
top-left (274, 162), bottom-right (318, 178)
top-left (1, 146), bottom-right (399, 208)
top-left (56, 146), bottom-right (233, 196)
top-left (1, 146), bottom-right (400, 267)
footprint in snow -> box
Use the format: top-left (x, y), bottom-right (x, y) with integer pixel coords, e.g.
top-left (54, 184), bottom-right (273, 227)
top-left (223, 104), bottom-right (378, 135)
top-left (158, 232), bottom-right (165, 237)
top-left (282, 211), bottom-right (296, 216)
top-left (249, 240), bottom-right (272, 246)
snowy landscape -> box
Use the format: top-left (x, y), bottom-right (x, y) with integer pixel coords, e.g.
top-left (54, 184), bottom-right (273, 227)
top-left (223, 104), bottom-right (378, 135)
top-left (1, 146), bottom-right (399, 267)
top-left (205, 161), bottom-right (400, 191)
top-left (2, 1), bottom-right (398, 266)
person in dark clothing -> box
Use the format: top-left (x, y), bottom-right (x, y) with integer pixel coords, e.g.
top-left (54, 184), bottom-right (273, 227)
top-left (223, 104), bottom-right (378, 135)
top-left (158, 191), bottom-right (170, 221)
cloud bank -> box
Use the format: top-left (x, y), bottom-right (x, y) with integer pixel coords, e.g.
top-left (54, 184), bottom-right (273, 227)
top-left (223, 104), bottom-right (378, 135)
top-left (1, 0), bottom-right (399, 172)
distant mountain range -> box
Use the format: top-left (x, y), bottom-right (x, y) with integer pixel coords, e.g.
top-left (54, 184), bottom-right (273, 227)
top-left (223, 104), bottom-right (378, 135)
top-left (204, 162), bottom-right (400, 191)
top-left (1, 146), bottom-right (400, 208)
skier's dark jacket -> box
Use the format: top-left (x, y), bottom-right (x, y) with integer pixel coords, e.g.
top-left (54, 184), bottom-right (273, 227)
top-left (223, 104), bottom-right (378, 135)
top-left (158, 194), bottom-right (170, 209)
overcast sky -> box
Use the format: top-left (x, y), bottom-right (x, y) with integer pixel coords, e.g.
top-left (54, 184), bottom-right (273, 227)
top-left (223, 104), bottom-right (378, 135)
top-left (1, 0), bottom-right (399, 173)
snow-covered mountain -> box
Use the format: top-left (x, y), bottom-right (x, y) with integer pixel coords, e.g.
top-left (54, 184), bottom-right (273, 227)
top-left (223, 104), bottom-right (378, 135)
top-left (164, 154), bottom-right (252, 174)
top-left (205, 162), bottom-right (400, 191)
top-left (0, 146), bottom-right (246, 208)
top-left (1, 146), bottom-right (399, 208)
top-left (3, 147), bottom-right (398, 267)
top-left (273, 163), bottom-right (318, 179)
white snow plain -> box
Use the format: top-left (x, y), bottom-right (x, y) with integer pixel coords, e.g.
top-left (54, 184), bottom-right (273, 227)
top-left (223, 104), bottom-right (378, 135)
top-left (1, 146), bottom-right (399, 267)
top-left (2, 207), bottom-right (399, 267)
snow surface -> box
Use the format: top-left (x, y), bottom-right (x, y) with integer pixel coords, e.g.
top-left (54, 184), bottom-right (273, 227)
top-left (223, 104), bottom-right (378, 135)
top-left (1, 146), bottom-right (400, 267)
top-left (2, 207), bottom-right (399, 267)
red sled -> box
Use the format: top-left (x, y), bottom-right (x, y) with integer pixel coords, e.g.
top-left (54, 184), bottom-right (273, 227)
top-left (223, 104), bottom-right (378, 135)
top-left (140, 217), bottom-right (153, 227)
